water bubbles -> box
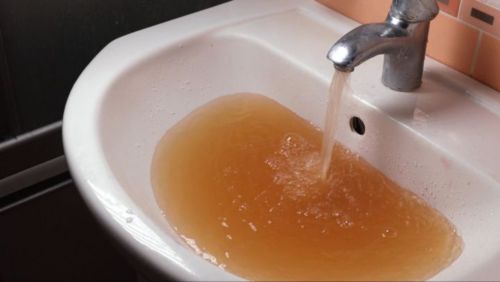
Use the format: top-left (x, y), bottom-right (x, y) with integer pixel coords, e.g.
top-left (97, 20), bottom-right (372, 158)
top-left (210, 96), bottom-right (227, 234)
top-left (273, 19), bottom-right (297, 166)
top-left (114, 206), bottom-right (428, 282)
top-left (381, 228), bottom-right (398, 239)
top-left (195, 249), bottom-right (218, 266)
top-left (336, 217), bottom-right (354, 229)
top-left (238, 203), bottom-right (248, 212)
top-left (265, 133), bottom-right (322, 201)
top-left (397, 200), bottom-right (404, 208)
top-left (248, 222), bottom-right (258, 232)
top-left (223, 166), bottom-right (238, 176)
top-left (126, 217), bottom-right (133, 223)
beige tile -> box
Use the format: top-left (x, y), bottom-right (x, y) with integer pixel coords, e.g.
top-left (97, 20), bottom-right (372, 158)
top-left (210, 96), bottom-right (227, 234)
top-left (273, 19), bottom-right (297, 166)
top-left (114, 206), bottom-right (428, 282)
top-left (437, 0), bottom-right (461, 17)
top-left (427, 13), bottom-right (480, 74)
top-left (316, 0), bottom-right (391, 24)
top-left (473, 34), bottom-right (500, 91)
top-left (460, 0), bottom-right (500, 38)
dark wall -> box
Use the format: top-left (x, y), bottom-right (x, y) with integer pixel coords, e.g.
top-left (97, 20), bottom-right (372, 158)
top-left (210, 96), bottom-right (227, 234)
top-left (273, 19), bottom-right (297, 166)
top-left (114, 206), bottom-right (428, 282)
top-left (0, 1), bottom-right (230, 280)
top-left (0, 0), bottom-right (229, 140)
top-left (0, 180), bottom-right (138, 282)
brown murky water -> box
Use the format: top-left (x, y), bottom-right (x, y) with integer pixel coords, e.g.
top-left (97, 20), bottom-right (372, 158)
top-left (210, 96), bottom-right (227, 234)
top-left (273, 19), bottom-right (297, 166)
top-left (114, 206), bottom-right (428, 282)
top-left (152, 93), bottom-right (462, 281)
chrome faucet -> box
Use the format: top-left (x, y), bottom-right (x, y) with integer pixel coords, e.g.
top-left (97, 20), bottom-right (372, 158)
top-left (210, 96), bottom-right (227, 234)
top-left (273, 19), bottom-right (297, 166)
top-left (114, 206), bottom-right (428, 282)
top-left (327, 0), bottom-right (439, 91)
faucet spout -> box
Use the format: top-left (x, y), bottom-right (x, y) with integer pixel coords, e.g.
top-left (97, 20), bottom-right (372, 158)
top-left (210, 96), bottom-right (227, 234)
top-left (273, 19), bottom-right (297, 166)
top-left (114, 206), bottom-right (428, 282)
top-left (327, 23), bottom-right (408, 72)
top-left (326, 0), bottom-right (438, 92)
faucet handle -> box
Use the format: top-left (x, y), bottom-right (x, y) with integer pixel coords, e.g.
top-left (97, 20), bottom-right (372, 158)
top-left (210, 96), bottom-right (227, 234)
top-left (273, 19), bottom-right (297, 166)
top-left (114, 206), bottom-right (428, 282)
top-left (389, 0), bottom-right (439, 23)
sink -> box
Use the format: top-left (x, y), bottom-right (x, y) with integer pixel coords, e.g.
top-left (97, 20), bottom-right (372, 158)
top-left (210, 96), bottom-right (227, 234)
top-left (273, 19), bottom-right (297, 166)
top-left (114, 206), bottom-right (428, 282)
top-left (63, 0), bottom-right (500, 280)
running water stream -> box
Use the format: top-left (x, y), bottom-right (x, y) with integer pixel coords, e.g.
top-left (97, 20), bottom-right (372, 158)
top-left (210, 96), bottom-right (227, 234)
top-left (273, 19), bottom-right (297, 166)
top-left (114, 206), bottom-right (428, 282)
top-left (319, 70), bottom-right (350, 180)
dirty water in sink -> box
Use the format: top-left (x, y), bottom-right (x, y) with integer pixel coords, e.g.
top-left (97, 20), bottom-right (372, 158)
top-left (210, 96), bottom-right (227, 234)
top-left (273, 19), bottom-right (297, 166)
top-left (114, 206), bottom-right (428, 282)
top-left (151, 93), bottom-right (462, 281)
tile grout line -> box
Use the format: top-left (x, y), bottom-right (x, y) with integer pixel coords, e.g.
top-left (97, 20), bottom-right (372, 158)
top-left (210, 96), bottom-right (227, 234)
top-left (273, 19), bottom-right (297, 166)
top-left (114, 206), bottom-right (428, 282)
top-left (438, 3), bottom-right (499, 43)
top-left (482, 29), bottom-right (500, 40)
top-left (470, 31), bottom-right (483, 74)
top-left (455, 0), bottom-right (500, 40)
top-left (439, 8), bottom-right (479, 30)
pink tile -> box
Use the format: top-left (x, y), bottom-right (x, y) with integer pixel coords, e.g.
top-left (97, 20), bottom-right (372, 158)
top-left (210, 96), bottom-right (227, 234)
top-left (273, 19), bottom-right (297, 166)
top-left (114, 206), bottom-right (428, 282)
top-left (473, 34), bottom-right (500, 91)
top-left (437, 0), bottom-right (462, 17)
top-left (459, 0), bottom-right (500, 38)
top-left (427, 13), bottom-right (480, 74)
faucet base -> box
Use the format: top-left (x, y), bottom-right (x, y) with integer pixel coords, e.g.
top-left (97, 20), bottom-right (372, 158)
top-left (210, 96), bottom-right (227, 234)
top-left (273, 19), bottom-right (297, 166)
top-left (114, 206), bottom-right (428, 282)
top-left (381, 21), bottom-right (429, 92)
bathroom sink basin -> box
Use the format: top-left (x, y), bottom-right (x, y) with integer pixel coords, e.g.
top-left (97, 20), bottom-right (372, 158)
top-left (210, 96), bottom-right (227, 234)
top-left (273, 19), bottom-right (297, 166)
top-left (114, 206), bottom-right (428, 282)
top-left (63, 0), bottom-right (500, 280)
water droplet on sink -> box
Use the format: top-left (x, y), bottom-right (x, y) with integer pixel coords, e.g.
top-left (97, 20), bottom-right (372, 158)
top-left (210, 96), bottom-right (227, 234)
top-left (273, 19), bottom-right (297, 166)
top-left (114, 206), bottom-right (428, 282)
top-left (126, 217), bottom-right (133, 223)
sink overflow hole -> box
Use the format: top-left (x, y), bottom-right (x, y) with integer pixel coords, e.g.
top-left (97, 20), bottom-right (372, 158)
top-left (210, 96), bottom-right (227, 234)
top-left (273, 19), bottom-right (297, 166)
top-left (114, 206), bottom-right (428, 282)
top-left (350, 116), bottom-right (365, 135)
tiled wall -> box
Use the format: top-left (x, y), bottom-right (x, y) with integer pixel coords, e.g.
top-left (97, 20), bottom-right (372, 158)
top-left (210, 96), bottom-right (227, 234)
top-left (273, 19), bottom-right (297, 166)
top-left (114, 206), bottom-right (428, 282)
top-left (317, 0), bottom-right (500, 92)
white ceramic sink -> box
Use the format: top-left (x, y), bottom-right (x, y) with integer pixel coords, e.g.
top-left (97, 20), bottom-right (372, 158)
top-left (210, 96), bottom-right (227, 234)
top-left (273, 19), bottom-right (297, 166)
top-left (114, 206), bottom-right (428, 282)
top-left (63, 0), bottom-right (500, 280)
